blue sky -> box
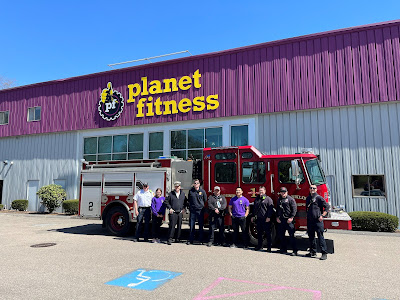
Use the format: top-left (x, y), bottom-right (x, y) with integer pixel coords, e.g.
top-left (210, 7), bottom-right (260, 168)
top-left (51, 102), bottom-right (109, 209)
top-left (1, 0), bottom-right (400, 87)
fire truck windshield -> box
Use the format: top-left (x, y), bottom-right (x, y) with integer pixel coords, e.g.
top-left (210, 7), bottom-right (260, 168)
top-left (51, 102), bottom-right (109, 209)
top-left (305, 159), bottom-right (326, 185)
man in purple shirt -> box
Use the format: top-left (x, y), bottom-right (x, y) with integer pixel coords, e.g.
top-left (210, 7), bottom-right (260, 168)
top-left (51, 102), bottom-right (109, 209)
top-left (228, 187), bottom-right (250, 249)
top-left (151, 188), bottom-right (165, 243)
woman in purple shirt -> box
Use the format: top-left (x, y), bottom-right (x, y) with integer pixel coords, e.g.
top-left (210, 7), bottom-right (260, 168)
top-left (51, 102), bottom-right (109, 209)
top-left (151, 188), bottom-right (165, 243)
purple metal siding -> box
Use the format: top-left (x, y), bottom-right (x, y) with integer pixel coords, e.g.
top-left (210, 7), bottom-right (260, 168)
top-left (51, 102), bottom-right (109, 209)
top-left (1, 21), bottom-right (400, 138)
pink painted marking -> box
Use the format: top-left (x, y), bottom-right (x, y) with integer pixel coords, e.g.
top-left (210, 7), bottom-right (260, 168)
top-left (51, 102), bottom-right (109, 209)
top-left (193, 277), bottom-right (321, 300)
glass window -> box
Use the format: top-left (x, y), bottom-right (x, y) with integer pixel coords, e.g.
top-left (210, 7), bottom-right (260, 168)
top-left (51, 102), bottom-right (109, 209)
top-left (113, 135), bottom-right (127, 153)
top-left (27, 106), bottom-right (41, 122)
top-left (353, 175), bottom-right (385, 197)
top-left (231, 125), bottom-right (248, 146)
top-left (215, 153), bottom-right (236, 160)
top-left (98, 136), bottom-right (112, 154)
top-left (128, 134), bottom-right (143, 152)
top-left (188, 129), bottom-right (204, 149)
top-left (215, 162), bottom-right (236, 183)
top-left (149, 151), bottom-right (163, 159)
top-left (241, 152), bottom-right (253, 159)
top-left (205, 127), bottom-right (222, 147)
top-left (84, 137), bottom-right (97, 155)
top-left (83, 155), bottom-right (96, 162)
top-left (171, 150), bottom-right (186, 159)
top-left (0, 111), bottom-right (9, 125)
top-left (112, 153), bottom-right (127, 160)
top-left (278, 161), bottom-right (304, 184)
top-left (171, 130), bottom-right (186, 150)
top-left (242, 162), bottom-right (266, 183)
top-left (128, 152), bottom-right (143, 159)
top-left (98, 154), bottom-right (111, 161)
top-left (305, 159), bottom-right (326, 185)
top-left (149, 132), bottom-right (163, 151)
top-left (188, 149), bottom-right (203, 160)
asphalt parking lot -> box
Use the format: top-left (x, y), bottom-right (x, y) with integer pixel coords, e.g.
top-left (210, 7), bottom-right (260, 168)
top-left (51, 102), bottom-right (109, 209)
top-left (0, 212), bottom-right (399, 300)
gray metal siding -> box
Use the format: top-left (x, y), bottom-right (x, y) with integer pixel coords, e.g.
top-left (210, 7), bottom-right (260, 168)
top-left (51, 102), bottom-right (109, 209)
top-left (0, 132), bottom-right (79, 212)
top-left (258, 101), bottom-right (400, 219)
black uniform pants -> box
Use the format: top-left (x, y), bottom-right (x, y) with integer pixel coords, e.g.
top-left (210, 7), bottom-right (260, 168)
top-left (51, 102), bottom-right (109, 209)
top-left (208, 212), bottom-right (225, 244)
top-left (168, 212), bottom-right (182, 241)
top-left (256, 218), bottom-right (272, 249)
top-left (278, 219), bottom-right (297, 252)
top-left (232, 216), bottom-right (248, 246)
top-left (152, 214), bottom-right (163, 239)
top-left (135, 207), bottom-right (151, 240)
top-left (307, 221), bottom-right (327, 254)
top-left (189, 208), bottom-right (205, 242)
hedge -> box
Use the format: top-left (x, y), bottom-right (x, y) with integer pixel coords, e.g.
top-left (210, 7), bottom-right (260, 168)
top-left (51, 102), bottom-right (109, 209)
top-left (63, 199), bottom-right (79, 214)
top-left (0, 204), bottom-right (4, 210)
top-left (11, 200), bottom-right (29, 211)
top-left (349, 211), bottom-right (399, 232)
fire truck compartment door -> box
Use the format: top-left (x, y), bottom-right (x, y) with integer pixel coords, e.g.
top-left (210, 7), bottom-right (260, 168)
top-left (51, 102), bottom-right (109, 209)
top-left (80, 173), bottom-right (102, 218)
top-left (135, 172), bottom-right (166, 197)
top-left (103, 173), bottom-right (134, 195)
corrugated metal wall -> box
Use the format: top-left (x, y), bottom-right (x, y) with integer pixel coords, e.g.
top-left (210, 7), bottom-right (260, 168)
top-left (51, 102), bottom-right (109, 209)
top-left (0, 132), bottom-right (79, 212)
top-left (258, 101), bottom-right (400, 218)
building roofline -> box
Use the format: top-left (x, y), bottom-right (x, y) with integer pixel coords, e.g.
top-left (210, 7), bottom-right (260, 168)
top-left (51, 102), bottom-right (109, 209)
top-left (2, 19), bottom-right (400, 94)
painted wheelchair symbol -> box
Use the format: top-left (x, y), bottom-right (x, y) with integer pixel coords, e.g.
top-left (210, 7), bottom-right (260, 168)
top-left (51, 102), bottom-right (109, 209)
top-left (127, 269), bottom-right (174, 287)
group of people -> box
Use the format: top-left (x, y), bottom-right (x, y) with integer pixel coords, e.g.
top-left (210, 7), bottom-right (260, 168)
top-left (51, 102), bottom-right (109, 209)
top-left (132, 180), bottom-right (330, 260)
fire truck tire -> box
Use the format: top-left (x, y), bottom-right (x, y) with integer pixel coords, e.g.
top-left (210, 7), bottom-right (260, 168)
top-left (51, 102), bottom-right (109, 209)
top-left (106, 206), bottom-right (131, 236)
top-left (247, 218), bottom-right (277, 247)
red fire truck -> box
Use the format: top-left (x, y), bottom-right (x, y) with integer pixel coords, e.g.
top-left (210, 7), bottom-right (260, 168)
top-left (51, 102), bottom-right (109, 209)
top-left (79, 145), bottom-right (352, 243)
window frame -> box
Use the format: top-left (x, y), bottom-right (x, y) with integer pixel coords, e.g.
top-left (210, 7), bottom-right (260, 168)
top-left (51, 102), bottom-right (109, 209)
top-left (241, 161), bottom-right (266, 184)
top-left (149, 131), bottom-right (164, 158)
top-left (214, 162), bottom-right (237, 184)
top-left (230, 124), bottom-right (248, 146)
top-left (27, 106), bottom-right (41, 122)
top-left (352, 174), bottom-right (386, 198)
top-left (0, 110), bottom-right (9, 125)
top-left (278, 160), bottom-right (305, 184)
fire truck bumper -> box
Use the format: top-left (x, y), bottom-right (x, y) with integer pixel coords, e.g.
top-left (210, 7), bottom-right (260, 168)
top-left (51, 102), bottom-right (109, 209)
top-left (323, 211), bottom-right (352, 230)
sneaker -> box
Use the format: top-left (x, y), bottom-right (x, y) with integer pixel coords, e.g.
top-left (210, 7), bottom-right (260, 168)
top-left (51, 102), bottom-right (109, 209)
top-left (144, 238), bottom-right (149, 242)
top-left (230, 244), bottom-right (237, 249)
top-left (320, 253), bottom-right (328, 260)
top-left (186, 241), bottom-right (193, 245)
top-left (305, 252), bottom-right (317, 257)
top-left (207, 242), bottom-right (212, 247)
top-left (254, 247), bottom-right (262, 251)
top-left (279, 250), bottom-right (288, 254)
top-left (156, 238), bottom-right (161, 243)
top-left (266, 248), bottom-right (272, 253)
top-left (290, 251), bottom-right (298, 256)
top-left (243, 246), bottom-right (249, 250)
top-left (167, 240), bottom-right (172, 245)
top-left (132, 238), bottom-right (138, 242)
top-left (151, 238), bottom-right (157, 243)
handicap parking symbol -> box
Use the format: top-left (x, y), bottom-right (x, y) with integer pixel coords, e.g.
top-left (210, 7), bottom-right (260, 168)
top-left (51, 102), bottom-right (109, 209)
top-left (106, 269), bottom-right (182, 291)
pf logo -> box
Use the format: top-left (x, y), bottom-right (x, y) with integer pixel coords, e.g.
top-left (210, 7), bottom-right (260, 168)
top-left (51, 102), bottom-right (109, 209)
top-left (98, 82), bottom-right (124, 121)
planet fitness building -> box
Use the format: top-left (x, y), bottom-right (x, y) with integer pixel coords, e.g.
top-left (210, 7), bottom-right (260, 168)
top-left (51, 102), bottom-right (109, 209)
top-left (0, 20), bottom-right (400, 219)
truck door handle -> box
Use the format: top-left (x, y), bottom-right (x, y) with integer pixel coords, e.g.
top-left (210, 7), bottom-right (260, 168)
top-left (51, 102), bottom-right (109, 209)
top-left (270, 174), bottom-right (274, 193)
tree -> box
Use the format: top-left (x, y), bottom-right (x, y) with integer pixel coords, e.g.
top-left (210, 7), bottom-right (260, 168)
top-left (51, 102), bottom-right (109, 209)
top-left (0, 75), bottom-right (16, 90)
top-left (37, 184), bottom-right (67, 213)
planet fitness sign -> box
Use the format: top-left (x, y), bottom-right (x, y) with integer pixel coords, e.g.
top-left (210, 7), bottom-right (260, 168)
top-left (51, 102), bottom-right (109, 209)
top-left (98, 69), bottom-right (219, 121)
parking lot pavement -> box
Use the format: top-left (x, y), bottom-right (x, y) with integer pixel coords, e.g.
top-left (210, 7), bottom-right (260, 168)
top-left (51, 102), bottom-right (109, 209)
top-left (0, 212), bottom-right (399, 300)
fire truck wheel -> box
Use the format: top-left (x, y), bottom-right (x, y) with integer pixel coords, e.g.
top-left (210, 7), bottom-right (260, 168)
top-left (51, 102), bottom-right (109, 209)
top-left (247, 218), bottom-right (277, 247)
top-left (106, 206), bottom-right (131, 236)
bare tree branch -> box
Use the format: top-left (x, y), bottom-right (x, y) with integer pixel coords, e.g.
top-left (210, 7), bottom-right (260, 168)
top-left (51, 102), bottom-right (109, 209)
top-left (0, 76), bottom-right (16, 90)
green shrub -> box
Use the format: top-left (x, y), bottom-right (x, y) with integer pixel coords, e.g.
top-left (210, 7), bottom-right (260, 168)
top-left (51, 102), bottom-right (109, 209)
top-left (11, 200), bottom-right (29, 211)
top-left (37, 184), bottom-right (66, 213)
top-left (349, 211), bottom-right (399, 232)
top-left (63, 199), bottom-right (79, 214)
top-left (0, 204), bottom-right (4, 210)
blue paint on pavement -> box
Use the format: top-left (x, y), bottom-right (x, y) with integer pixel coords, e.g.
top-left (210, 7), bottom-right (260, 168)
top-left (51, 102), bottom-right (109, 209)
top-left (106, 269), bottom-right (182, 291)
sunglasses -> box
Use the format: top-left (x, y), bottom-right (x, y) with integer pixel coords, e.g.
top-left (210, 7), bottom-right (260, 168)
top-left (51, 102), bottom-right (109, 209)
top-left (310, 187), bottom-right (317, 190)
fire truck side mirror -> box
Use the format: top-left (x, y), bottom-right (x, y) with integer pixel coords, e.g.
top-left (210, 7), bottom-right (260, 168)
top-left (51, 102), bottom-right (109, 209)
top-left (291, 160), bottom-right (301, 190)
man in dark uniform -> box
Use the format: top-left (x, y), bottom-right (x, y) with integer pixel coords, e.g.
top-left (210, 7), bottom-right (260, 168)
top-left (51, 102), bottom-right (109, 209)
top-left (306, 184), bottom-right (330, 260)
top-left (276, 187), bottom-right (298, 255)
top-left (253, 186), bottom-right (274, 252)
top-left (187, 179), bottom-right (207, 245)
top-left (207, 186), bottom-right (227, 247)
top-left (164, 181), bottom-right (186, 245)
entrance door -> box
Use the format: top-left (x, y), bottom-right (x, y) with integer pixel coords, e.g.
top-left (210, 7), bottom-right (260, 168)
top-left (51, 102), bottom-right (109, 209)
top-left (27, 180), bottom-right (40, 212)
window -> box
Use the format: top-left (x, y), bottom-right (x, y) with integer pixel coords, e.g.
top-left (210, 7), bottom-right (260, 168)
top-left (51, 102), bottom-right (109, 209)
top-left (170, 127), bottom-right (222, 160)
top-left (83, 134), bottom-right (144, 162)
top-left (241, 152), bottom-right (253, 159)
top-left (231, 125), bottom-right (248, 146)
top-left (28, 106), bottom-right (41, 122)
top-left (0, 111), bottom-right (9, 125)
top-left (149, 132), bottom-right (163, 159)
top-left (242, 162), bottom-right (266, 183)
top-left (215, 162), bottom-right (236, 183)
top-left (278, 161), bottom-right (304, 184)
top-left (353, 175), bottom-right (385, 197)
top-left (215, 153), bottom-right (236, 160)
top-left (305, 159), bottom-right (326, 185)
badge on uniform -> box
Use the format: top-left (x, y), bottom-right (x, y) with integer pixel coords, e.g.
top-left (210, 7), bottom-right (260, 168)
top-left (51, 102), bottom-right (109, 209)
top-left (240, 200), bottom-right (242, 205)
top-left (199, 192), bottom-right (202, 195)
